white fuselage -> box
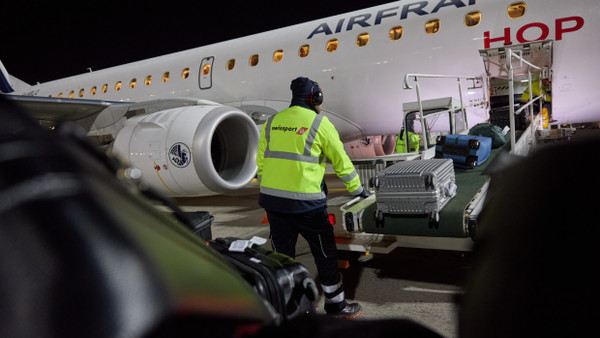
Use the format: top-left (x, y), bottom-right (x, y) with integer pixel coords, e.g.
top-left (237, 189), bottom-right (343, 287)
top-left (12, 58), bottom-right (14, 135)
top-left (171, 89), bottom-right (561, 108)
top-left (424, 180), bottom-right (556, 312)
top-left (19, 0), bottom-right (599, 141)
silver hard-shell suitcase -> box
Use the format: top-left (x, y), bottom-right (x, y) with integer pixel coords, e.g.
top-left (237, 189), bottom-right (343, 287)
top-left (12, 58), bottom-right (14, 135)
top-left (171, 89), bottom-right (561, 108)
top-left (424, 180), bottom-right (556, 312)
top-left (373, 159), bottom-right (457, 226)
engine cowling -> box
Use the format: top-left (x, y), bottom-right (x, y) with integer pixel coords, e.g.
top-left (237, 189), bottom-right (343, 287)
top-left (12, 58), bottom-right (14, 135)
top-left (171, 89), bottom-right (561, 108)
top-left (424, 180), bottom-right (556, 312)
top-left (113, 104), bottom-right (259, 196)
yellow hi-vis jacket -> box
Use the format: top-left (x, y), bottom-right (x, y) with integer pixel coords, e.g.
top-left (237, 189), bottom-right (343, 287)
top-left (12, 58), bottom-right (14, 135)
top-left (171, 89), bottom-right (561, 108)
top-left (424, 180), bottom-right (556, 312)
top-left (521, 78), bottom-right (551, 102)
top-left (396, 130), bottom-right (420, 153)
top-left (257, 106), bottom-right (363, 201)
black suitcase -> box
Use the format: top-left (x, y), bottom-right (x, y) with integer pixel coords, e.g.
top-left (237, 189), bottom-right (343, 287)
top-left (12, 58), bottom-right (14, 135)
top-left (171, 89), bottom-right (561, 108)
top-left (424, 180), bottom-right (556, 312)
top-left (185, 211), bottom-right (214, 241)
top-left (490, 105), bottom-right (528, 130)
top-left (170, 211), bottom-right (214, 241)
top-left (208, 237), bottom-right (318, 324)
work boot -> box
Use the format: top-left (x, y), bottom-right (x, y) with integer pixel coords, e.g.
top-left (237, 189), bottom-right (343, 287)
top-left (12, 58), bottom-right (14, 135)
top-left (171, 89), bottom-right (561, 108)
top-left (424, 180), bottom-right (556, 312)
top-left (326, 302), bottom-right (362, 319)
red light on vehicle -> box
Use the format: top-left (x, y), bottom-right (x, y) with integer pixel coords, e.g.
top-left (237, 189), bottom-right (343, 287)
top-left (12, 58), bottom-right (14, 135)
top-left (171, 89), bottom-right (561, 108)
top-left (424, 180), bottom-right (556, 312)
top-left (328, 214), bottom-right (336, 225)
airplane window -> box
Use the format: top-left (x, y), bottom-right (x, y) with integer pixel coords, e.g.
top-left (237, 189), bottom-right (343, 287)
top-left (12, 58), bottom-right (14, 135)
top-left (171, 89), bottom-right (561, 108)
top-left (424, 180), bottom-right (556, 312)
top-left (465, 11), bottom-right (481, 27)
top-left (91, 86), bottom-right (97, 96)
top-left (508, 2), bottom-right (526, 19)
top-left (425, 19), bottom-right (440, 34)
top-left (79, 89), bottom-right (85, 98)
top-left (273, 49), bottom-right (284, 62)
top-left (69, 91), bottom-right (74, 99)
top-left (115, 81), bottom-right (122, 91)
top-left (299, 44), bottom-right (310, 57)
top-left (145, 75), bottom-right (152, 86)
top-left (226, 59), bottom-right (236, 71)
top-left (389, 26), bottom-right (403, 41)
top-left (326, 39), bottom-right (338, 53)
top-left (356, 33), bottom-right (369, 47)
top-left (162, 72), bottom-right (170, 82)
top-left (250, 54), bottom-right (259, 67)
top-left (130, 79), bottom-right (136, 89)
top-left (182, 68), bottom-right (190, 79)
top-left (102, 84), bottom-right (108, 93)
top-left (202, 64), bottom-right (211, 76)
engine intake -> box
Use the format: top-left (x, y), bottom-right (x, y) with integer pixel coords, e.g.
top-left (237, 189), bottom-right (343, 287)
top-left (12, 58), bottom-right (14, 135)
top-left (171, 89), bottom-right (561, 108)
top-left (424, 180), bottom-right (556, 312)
top-left (113, 105), bottom-right (259, 196)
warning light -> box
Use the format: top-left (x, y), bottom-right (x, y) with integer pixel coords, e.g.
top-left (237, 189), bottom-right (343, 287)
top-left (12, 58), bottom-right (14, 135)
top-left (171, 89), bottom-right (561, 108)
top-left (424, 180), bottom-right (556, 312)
top-left (328, 214), bottom-right (336, 225)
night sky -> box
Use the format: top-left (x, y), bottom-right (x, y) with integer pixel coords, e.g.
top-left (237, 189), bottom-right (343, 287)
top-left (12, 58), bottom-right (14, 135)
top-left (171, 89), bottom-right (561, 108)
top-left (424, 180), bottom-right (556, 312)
top-left (2, 1), bottom-right (393, 84)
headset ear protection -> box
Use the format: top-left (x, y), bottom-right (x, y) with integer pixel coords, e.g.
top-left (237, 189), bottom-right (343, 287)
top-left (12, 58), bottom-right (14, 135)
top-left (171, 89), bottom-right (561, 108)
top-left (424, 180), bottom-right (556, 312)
top-left (309, 81), bottom-right (323, 106)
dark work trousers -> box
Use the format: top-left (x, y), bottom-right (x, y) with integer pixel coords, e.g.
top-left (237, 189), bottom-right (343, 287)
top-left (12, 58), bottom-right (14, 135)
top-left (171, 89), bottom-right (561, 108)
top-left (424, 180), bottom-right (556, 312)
top-left (266, 206), bottom-right (347, 312)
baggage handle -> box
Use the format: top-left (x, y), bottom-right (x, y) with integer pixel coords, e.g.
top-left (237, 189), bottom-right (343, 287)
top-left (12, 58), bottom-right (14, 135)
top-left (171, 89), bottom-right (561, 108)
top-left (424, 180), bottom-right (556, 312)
top-left (302, 279), bottom-right (318, 301)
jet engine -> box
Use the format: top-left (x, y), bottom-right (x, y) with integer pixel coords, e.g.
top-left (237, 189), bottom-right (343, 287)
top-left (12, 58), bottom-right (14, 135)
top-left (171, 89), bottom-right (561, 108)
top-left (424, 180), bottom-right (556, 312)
top-left (113, 104), bottom-right (259, 196)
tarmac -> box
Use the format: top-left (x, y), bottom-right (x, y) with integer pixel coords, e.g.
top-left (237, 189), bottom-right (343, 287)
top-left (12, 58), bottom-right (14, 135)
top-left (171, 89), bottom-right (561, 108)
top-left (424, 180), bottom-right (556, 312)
top-left (175, 176), bottom-right (469, 338)
top-left (170, 126), bottom-right (600, 337)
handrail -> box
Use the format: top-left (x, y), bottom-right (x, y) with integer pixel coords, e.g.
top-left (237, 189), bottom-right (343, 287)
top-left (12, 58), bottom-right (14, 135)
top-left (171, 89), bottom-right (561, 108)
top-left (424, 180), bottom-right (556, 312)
top-left (403, 74), bottom-right (483, 150)
top-left (506, 48), bottom-right (547, 153)
top-left (403, 73), bottom-right (482, 90)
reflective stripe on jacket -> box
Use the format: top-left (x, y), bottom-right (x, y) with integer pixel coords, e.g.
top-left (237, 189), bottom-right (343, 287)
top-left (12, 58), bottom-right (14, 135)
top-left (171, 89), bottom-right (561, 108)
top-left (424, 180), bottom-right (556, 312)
top-left (257, 106), bottom-right (363, 201)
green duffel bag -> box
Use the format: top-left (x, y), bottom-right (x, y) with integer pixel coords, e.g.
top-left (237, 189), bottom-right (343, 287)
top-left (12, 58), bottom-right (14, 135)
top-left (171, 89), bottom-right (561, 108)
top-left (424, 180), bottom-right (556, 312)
top-left (468, 123), bottom-right (506, 148)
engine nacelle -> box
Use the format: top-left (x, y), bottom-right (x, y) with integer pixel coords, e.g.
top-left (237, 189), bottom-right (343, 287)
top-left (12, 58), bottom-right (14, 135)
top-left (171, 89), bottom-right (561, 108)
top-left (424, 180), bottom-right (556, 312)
top-left (343, 135), bottom-right (397, 159)
top-left (113, 105), bottom-right (259, 196)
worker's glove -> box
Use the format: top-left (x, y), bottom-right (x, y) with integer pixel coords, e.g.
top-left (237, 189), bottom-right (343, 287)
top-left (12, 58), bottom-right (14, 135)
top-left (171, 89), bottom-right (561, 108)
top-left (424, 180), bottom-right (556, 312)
top-left (358, 189), bottom-right (372, 198)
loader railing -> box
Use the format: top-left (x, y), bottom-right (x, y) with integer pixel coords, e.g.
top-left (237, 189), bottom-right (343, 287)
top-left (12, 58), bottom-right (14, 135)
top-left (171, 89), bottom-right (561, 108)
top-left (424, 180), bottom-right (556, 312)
top-left (403, 73), bottom-right (484, 150)
top-left (506, 48), bottom-right (547, 155)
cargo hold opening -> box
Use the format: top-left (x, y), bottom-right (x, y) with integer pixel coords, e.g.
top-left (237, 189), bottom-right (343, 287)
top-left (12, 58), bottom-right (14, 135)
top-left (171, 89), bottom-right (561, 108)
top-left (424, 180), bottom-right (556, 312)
top-left (480, 40), bottom-right (553, 130)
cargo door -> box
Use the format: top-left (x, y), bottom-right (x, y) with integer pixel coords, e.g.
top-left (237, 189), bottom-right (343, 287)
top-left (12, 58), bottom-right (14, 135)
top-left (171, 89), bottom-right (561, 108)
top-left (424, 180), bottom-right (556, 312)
top-left (199, 56), bottom-right (214, 90)
top-left (479, 40), bottom-right (553, 111)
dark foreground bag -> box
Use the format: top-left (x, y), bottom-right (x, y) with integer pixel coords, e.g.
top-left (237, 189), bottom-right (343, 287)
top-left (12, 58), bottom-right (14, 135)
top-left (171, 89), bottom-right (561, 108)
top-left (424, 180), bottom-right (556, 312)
top-left (435, 134), bottom-right (492, 168)
top-left (0, 98), bottom-right (274, 337)
top-left (208, 237), bottom-right (318, 324)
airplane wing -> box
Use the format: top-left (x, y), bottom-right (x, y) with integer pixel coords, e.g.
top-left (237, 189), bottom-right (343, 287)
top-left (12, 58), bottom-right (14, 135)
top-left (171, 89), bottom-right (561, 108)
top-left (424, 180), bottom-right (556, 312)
top-left (1, 95), bottom-right (224, 131)
top-left (1, 94), bottom-right (126, 121)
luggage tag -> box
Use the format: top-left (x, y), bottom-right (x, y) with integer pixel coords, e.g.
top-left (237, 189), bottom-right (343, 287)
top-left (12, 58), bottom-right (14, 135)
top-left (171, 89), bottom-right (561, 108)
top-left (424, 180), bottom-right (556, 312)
top-left (228, 236), bottom-right (268, 252)
top-left (228, 237), bottom-right (268, 264)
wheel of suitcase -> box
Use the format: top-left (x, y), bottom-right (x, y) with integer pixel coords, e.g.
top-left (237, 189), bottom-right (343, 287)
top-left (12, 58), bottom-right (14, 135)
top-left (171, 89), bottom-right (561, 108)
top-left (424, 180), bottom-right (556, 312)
top-left (372, 177), bottom-right (380, 189)
top-left (467, 156), bottom-right (478, 168)
top-left (374, 209), bottom-right (384, 227)
top-left (428, 211), bottom-right (440, 229)
top-left (468, 139), bottom-right (481, 150)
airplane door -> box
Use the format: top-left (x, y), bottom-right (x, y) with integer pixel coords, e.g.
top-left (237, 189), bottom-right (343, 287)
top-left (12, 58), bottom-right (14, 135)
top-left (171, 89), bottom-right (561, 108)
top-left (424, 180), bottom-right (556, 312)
top-left (199, 56), bottom-right (214, 90)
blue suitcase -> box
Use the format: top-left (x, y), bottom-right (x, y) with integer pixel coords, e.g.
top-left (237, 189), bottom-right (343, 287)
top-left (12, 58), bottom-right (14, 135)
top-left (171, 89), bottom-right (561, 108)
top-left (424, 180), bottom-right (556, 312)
top-left (435, 134), bottom-right (492, 168)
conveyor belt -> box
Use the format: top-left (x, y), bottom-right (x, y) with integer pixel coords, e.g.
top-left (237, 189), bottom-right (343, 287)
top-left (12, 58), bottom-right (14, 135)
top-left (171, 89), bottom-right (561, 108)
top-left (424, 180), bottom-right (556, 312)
top-left (361, 133), bottom-right (515, 238)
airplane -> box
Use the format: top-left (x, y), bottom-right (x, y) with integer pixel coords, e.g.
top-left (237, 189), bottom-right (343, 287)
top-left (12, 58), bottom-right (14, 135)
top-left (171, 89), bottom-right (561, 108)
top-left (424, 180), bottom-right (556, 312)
top-left (1, 0), bottom-right (598, 197)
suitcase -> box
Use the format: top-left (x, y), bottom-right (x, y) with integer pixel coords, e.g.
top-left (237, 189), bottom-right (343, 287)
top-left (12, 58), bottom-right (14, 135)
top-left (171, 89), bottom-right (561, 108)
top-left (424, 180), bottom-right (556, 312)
top-left (372, 159), bottom-right (457, 226)
top-left (208, 237), bottom-right (317, 324)
top-left (171, 211), bottom-right (214, 241)
top-left (435, 134), bottom-right (492, 168)
top-left (185, 211), bottom-right (214, 241)
top-left (490, 105), bottom-right (529, 130)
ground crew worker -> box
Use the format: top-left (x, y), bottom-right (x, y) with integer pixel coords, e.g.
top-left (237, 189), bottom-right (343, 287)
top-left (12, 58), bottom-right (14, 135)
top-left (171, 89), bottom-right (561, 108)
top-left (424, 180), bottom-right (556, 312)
top-left (396, 129), bottom-right (420, 153)
top-left (256, 77), bottom-right (368, 318)
top-left (396, 114), bottom-right (420, 153)
top-left (522, 77), bottom-right (554, 127)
